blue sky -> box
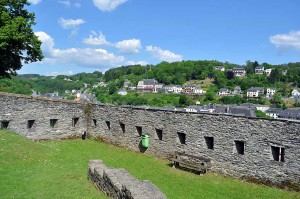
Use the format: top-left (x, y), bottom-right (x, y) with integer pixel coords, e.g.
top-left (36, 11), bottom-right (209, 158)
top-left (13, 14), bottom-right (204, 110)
top-left (20, 0), bottom-right (300, 76)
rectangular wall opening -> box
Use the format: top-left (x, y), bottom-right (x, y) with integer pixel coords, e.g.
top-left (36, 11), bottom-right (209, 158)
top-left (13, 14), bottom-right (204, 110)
top-left (235, 140), bottom-right (245, 155)
top-left (156, 129), bottom-right (163, 140)
top-left (271, 146), bottom-right (285, 162)
top-left (27, 120), bottom-right (35, 129)
top-left (1, 121), bottom-right (9, 129)
top-left (136, 126), bottom-right (142, 136)
top-left (93, 119), bottom-right (97, 127)
top-left (120, 123), bottom-right (125, 133)
top-left (177, 132), bottom-right (186, 144)
top-left (50, 119), bottom-right (58, 128)
top-left (106, 121), bottom-right (110, 130)
top-left (72, 117), bottom-right (79, 127)
top-left (204, 136), bottom-right (214, 149)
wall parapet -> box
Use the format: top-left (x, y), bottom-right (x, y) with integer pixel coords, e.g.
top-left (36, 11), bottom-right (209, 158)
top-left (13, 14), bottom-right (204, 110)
top-left (88, 160), bottom-right (167, 199)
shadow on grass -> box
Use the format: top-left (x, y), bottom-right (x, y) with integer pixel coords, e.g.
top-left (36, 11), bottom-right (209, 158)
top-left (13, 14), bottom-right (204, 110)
top-left (167, 162), bottom-right (204, 175)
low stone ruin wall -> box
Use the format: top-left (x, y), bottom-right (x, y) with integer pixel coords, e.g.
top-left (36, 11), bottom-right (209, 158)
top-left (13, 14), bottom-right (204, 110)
top-left (88, 160), bottom-right (167, 199)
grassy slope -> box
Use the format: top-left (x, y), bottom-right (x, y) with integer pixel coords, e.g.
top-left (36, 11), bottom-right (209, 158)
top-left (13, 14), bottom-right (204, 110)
top-left (0, 130), bottom-right (299, 199)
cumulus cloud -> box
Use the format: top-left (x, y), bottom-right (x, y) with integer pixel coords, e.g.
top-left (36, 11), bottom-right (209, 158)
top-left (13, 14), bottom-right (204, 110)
top-left (35, 31), bottom-right (124, 68)
top-left (125, 61), bottom-right (148, 66)
top-left (146, 45), bottom-right (182, 62)
top-left (269, 31), bottom-right (300, 52)
top-left (28, 0), bottom-right (42, 5)
top-left (92, 0), bottom-right (128, 11)
top-left (83, 31), bottom-right (111, 46)
top-left (58, 18), bottom-right (85, 36)
top-left (115, 39), bottom-right (141, 54)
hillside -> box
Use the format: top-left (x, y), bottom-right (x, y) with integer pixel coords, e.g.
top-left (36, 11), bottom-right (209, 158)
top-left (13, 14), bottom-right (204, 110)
top-left (1, 60), bottom-right (300, 108)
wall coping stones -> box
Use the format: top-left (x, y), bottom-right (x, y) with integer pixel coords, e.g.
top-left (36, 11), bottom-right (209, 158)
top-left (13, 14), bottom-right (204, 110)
top-left (88, 160), bottom-right (167, 199)
top-left (1, 92), bottom-right (300, 124)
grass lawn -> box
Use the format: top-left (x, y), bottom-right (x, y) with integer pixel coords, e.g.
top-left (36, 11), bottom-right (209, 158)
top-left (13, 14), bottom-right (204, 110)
top-left (1, 130), bottom-right (299, 199)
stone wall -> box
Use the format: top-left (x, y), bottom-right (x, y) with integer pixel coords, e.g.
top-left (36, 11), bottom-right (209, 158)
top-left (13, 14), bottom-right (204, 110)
top-left (88, 160), bottom-right (167, 198)
top-left (1, 92), bottom-right (299, 190)
top-left (0, 93), bottom-right (86, 140)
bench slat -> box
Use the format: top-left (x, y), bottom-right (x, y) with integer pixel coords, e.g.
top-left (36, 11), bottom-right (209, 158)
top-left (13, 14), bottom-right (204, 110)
top-left (171, 159), bottom-right (208, 170)
top-left (175, 152), bottom-right (211, 162)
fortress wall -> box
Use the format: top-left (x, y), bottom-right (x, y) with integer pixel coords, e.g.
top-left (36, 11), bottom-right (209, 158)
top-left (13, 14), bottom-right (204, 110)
top-left (0, 93), bottom-right (86, 140)
top-left (1, 92), bottom-right (299, 188)
top-left (90, 105), bottom-right (300, 187)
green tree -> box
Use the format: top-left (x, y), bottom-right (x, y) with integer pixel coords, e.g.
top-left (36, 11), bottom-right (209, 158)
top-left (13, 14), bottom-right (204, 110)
top-left (0, 0), bottom-right (43, 77)
top-left (178, 95), bottom-right (190, 107)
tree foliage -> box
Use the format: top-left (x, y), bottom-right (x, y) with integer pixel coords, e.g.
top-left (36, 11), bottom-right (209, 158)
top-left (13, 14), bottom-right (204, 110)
top-left (0, 0), bottom-right (43, 77)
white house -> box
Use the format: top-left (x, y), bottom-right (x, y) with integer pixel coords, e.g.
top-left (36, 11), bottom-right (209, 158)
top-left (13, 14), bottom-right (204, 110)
top-left (154, 84), bottom-right (164, 93)
top-left (173, 85), bottom-right (183, 94)
top-left (214, 66), bottom-right (225, 71)
top-left (266, 108), bottom-right (283, 119)
top-left (266, 88), bottom-right (276, 98)
top-left (219, 88), bottom-right (231, 96)
top-left (137, 79), bottom-right (158, 92)
top-left (265, 68), bottom-right (272, 76)
top-left (194, 87), bottom-right (203, 95)
top-left (247, 87), bottom-right (264, 98)
top-left (255, 66), bottom-right (264, 74)
top-left (232, 68), bottom-right (246, 77)
top-left (291, 89), bottom-right (300, 98)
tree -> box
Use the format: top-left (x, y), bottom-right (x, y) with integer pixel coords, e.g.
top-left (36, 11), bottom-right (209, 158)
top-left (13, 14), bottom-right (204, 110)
top-left (0, 0), bottom-right (43, 77)
top-left (178, 95), bottom-right (190, 107)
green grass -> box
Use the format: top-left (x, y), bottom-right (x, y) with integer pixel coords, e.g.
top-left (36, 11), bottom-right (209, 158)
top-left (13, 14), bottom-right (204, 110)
top-left (1, 130), bottom-right (299, 199)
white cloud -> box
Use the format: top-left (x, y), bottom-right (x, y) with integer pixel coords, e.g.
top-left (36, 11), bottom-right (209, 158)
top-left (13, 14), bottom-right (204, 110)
top-left (28, 0), bottom-right (42, 5)
top-left (269, 31), bottom-right (300, 51)
top-left (46, 71), bottom-right (74, 76)
top-left (125, 61), bottom-right (148, 66)
top-left (35, 31), bottom-right (124, 69)
top-left (58, 18), bottom-right (85, 36)
top-left (58, 1), bottom-right (81, 8)
top-left (146, 45), bottom-right (182, 62)
top-left (58, 18), bottom-right (85, 29)
top-left (115, 39), bottom-right (141, 54)
top-left (58, 0), bottom-right (71, 6)
top-left (83, 31), bottom-right (111, 46)
top-left (92, 0), bottom-right (128, 11)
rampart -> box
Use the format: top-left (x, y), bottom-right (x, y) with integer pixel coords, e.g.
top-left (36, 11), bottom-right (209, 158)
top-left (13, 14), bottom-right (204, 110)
top-left (0, 92), bottom-right (299, 190)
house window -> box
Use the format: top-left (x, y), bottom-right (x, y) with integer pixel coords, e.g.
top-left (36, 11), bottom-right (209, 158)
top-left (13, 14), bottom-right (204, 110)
top-left (1, 121), bottom-right (9, 129)
top-left (204, 136), bottom-right (214, 150)
top-left (93, 119), bottom-right (97, 127)
top-left (105, 121), bottom-right (110, 130)
top-left (177, 132), bottom-right (186, 144)
top-left (156, 129), bottom-right (163, 140)
top-left (271, 146), bottom-right (285, 162)
top-left (136, 126), bottom-right (142, 136)
top-left (50, 119), bottom-right (58, 128)
top-left (27, 120), bottom-right (35, 129)
top-left (120, 123), bottom-right (125, 133)
top-left (72, 117), bottom-right (79, 127)
top-left (235, 140), bottom-right (245, 155)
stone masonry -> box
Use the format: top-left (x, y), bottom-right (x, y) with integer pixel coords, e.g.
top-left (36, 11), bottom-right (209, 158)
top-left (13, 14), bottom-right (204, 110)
top-left (0, 92), bottom-right (299, 190)
top-left (88, 160), bottom-right (167, 199)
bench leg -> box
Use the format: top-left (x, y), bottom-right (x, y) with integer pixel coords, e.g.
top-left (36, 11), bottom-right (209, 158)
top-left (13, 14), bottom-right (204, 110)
top-left (173, 161), bottom-right (179, 168)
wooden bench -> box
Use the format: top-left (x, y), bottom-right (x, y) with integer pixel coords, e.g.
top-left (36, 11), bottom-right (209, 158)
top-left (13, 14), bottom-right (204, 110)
top-left (170, 152), bottom-right (211, 174)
